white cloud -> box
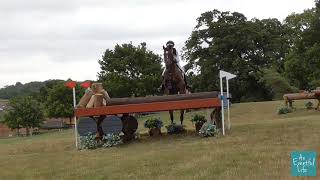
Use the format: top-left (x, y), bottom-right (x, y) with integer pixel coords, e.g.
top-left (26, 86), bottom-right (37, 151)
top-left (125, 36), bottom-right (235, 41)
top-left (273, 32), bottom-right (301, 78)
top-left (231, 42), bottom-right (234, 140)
top-left (0, 0), bottom-right (315, 88)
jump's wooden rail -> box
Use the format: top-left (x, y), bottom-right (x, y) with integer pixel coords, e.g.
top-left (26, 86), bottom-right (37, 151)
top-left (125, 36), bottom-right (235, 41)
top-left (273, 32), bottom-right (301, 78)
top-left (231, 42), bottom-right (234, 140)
top-left (75, 98), bottom-right (221, 117)
top-left (283, 90), bottom-right (320, 109)
top-left (75, 92), bottom-right (222, 117)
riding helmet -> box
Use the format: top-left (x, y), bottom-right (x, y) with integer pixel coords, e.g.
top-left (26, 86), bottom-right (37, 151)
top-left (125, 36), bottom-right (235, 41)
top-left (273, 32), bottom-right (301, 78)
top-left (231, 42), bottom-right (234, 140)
top-left (166, 40), bottom-right (175, 47)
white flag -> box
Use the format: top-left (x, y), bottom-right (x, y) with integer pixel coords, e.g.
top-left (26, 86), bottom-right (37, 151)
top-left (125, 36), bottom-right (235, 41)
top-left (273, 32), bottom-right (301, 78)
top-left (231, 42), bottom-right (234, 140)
top-left (219, 70), bottom-right (236, 80)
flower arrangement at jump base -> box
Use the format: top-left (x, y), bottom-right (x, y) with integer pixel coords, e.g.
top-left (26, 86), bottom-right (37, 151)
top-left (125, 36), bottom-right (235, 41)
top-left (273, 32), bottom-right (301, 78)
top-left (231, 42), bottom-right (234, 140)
top-left (79, 132), bottom-right (122, 150)
top-left (79, 132), bottom-right (100, 150)
top-left (165, 123), bottom-right (186, 134)
top-left (277, 107), bottom-right (292, 115)
top-left (199, 123), bottom-right (219, 137)
top-left (102, 133), bottom-right (123, 148)
top-left (144, 118), bottom-right (163, 136)
top-left (191, 114), bottom-right (207, 133)
top-left (305, 101), bottom-right (313, 110)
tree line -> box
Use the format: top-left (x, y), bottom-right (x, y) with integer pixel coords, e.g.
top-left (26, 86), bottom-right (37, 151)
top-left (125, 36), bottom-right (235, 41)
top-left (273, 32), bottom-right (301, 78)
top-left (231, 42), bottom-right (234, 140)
top-left (99, 1), bottom-right (320, 102)
top-left (2, 80), bottom-right (85, 135)
top-left (1, 1), bottom-right (319, 134)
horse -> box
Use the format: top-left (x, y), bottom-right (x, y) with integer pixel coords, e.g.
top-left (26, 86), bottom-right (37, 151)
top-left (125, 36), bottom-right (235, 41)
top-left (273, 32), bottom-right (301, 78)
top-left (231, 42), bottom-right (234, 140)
top-left (162, 45), bottom-right (187, 125)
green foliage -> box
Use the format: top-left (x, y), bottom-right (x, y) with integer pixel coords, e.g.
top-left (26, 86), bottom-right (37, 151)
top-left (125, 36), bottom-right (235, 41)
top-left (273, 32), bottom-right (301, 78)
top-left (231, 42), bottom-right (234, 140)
top-left (43, 81), bottom-right (84, 119)
top-left (183, 10), bottom-right (290, 102)
top-left (102, 133), bottom-right (123, 148)
top-left (284, 46), bottom-right (320, 89)
top-left (199, 123), bottom-right (218, 137)
top-left (144, 118), bottom-right (163, 129)
top-left (305, 101), bottom-right (314, 110)
top-left (3, 96), bottom-right (44, 135)
top-left (277, 107), bottom-right (292, 115)
top-left (98, 42), bottom-right (163, 97)
top-left (79, 133), bottom-right (100, 150)
top-left (191, 114), bottom-right (207, 124)
top-left (165, 123), bottom-right (185, 134)
top-left (284, 8), bottom-right (316, 47)
top-left (259, 68), bottom-right (298, 100)
top-left (0, 80), bottom-right (60, 99)
top-left (284, 2), bottom-right (320, 90)
top-left (0, 113), bottom-right (4, 122)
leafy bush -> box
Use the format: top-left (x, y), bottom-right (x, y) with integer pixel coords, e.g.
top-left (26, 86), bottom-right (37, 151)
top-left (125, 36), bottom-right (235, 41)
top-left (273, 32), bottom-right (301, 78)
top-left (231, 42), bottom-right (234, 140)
top-left (165, 123), bottom-right (185, 134)
top-left (191, 114), bottom-right (207, 124)
top-left (79, 133), bottom-right (101, 150)
top-left (259, 68), bottom-right (299, 100)
top-left (277, 107), bottom-right (292, 115)
top-left (199, 123), bottom-right (218, 137)
top-left (305, 101), bottom-right (313, 110)
top-left (102, 133), bottom-right (122, 148)
top-left (144, 118), bottom-right (163, 129)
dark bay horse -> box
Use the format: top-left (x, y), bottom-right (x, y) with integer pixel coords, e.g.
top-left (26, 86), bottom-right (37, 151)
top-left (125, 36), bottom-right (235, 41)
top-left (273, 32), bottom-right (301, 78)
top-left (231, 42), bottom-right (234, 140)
top-left (163, 45), bottom-right (187, 124)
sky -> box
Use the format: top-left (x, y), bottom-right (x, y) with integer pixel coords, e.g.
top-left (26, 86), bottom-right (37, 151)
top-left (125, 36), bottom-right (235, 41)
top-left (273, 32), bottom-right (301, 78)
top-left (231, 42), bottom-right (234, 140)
top-left (0, 0), bottom-right (315, 88)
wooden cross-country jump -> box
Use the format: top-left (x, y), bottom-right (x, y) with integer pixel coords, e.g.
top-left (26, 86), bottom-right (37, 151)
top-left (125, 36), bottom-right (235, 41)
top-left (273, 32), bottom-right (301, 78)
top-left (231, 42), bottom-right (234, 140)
top-left (74, 91), bottom-right (223, 140)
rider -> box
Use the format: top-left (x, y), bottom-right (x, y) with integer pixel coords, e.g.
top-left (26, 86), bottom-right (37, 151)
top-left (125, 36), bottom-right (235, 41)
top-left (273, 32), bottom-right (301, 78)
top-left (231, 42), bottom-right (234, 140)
top-left (161, 40), bottom-right (190, 90)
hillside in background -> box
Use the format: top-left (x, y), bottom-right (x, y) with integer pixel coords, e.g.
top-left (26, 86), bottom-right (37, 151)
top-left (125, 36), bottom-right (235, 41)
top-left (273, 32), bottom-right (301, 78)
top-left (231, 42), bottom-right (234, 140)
top-left (0, 80), bottom-right (64, 99)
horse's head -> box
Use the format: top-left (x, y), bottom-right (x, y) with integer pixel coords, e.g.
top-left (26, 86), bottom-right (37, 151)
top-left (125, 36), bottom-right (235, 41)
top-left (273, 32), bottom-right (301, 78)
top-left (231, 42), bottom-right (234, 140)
top-left (163, 45), bottom-right (175, 69)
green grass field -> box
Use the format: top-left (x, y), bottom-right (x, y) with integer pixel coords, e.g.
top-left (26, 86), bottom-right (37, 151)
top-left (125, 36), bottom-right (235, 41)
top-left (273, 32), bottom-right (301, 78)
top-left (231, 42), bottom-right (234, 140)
top-left (0, 100), bottom-right (319, 180)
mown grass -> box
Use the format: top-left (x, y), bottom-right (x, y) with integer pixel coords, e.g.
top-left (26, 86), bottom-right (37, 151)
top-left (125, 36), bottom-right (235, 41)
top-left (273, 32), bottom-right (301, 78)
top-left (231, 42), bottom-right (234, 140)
top-left (0, 100), bottom-right (319, 180)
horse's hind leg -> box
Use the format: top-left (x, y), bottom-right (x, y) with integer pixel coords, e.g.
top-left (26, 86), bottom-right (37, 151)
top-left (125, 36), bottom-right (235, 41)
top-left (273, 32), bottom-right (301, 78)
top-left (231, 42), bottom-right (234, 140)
top-left (169, 110), bottom-right (174, 124)
top-left (177, 81), bottom-right (187, 125)
top-left (180, 110), bottom-right (184, 125)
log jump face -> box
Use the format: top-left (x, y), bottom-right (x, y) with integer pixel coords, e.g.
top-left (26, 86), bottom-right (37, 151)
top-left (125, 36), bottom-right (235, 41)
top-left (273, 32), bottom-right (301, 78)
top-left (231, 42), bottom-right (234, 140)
top-left (283, 90), bottom-right (320, 109)
top-left (75, 92), bottom-right (221, 117)
top-left (106, 92), bottom-right (219, 106)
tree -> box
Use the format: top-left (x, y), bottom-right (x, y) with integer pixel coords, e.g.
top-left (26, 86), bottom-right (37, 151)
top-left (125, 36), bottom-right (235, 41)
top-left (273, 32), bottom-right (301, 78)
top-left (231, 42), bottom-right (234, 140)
top-left (43, 81), bottom-right (84, 123)
top-left (284, 8), bottom-right (316, 47)
top-left (183, 10), bottom-right (290, 101)
top-left (98, 42), bottom-right (163, 97)
top-left (259, 68), bottom-right (298, 100)
top-left (4, 96), bottom-right (44, 136)
top-left (284, 1), bottom-right (320, 89)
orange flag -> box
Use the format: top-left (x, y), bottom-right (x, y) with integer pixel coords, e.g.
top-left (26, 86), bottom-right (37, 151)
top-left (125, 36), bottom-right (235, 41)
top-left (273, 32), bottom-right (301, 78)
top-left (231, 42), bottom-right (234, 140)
top-left (65, 81), bottom-right (77, 89)
top-left (80, 81), bottom-right (91, 88)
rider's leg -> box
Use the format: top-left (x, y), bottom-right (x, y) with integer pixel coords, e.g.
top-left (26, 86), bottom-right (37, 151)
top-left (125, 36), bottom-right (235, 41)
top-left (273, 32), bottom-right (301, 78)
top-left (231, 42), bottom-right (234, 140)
top-left (160, 69), bottom-right (165, 91)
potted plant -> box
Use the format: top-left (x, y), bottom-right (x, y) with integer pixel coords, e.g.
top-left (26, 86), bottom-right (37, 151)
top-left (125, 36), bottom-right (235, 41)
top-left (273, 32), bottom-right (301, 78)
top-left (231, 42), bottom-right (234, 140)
top-left (144, 118), bottom-right (163, 136)
top-left (191, 114), bottom-right (207, 133)
top-left (165, 123), bottom-right (186, 134)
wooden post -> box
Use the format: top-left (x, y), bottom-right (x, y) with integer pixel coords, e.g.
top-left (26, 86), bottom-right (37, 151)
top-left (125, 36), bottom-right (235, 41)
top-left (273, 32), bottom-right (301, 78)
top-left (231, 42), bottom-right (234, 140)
top-left (91, 83), bottom-right (104, 94)
top-left (86, 95), bottom-right (95, 108)
top-left (101, 89), bottom-right (111, 104)
top-left (289, 100), bottom-right (293, 109)
top-left (94, 94), bottom-right (104, 108)
top-left (77, 89), bottom-right (93, 108)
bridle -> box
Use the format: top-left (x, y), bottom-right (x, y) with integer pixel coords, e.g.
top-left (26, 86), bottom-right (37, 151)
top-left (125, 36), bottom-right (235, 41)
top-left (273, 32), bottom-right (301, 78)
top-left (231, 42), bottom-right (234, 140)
top-left (164, 46), bottom-right (177, 71)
